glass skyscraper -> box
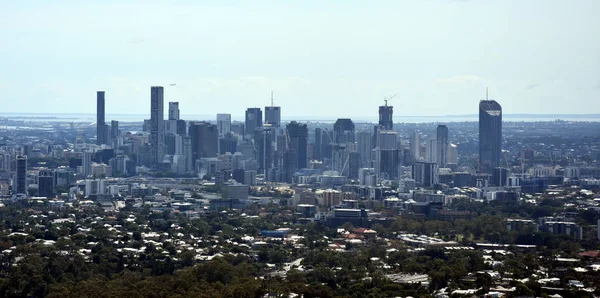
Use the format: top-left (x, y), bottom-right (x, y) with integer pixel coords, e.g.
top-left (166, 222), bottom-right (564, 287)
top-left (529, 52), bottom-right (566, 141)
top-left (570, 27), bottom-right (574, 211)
top-left (479, 100), bottom-right (502, 172)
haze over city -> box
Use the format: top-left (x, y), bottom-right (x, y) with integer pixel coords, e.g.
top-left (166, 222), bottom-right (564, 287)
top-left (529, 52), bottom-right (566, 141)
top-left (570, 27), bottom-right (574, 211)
top-left (1, 0), bottom-right (599, 118)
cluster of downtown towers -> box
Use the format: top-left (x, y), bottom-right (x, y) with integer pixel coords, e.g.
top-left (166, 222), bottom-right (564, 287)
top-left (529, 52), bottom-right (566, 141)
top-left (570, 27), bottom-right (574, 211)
top-left (95, 86), bottom-right (503, 182)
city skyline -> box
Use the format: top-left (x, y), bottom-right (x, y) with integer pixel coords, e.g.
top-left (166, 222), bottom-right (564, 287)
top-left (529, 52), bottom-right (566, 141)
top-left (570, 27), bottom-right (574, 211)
top-left (1, 1), bottom-right (599, 117)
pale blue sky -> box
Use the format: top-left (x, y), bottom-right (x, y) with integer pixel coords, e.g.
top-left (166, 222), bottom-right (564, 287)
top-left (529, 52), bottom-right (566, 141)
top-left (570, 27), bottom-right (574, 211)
top-left (1, 0), bottom-right (599, 118)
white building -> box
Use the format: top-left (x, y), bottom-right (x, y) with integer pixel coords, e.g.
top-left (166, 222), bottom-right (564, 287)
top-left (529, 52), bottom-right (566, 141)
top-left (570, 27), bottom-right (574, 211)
top-left (217, 114), bottom-right (232, 137)
top-left (85, 179), bottom-right (106, 197)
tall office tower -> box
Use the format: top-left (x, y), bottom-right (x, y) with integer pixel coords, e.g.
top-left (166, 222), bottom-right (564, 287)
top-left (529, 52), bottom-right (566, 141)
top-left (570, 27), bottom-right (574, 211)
top-left (347, 151), bottom-right (360, 179)
top-left (254, 127), bottom-right (274, 174)
top-left (447, 143), bottom-right (458, 165)
top-left (410, 132), bottom-right (421, 161)
top-left (491, 167), bottom-right (510, 187)
top-left (375, 149), bottom-right (400, 180)
top-left (38, 169), bottom-right (55, 198)
top-left (426, 137), bottom-right (437, 163)
top-left (436, 125), bottom-right (449, 167)
top-left (245, 108), bottom-right (262, 139)
top-left (374, 130), bottom-right (400, 180)
top-left (411, 161), bottom-right (439, 187)
top-left (150, 86), bottom-right (165, 167)
top-left (110, 120), bottom-right (119, 148)
top-left (265, 106), bottom-right (281, 127)
top-left (314, 128), bottom-right (323, 161)
top-left (357, 130), bottom-right (373, 167)
top-left (378, 103), bottom-right (393, 130)
top-left (183, 136), bottom-right (192, 172)
top-left (286, 121), bottom-right (308, 170)
top-left (265, 92), bottom-right (281, 127)
top-left (376, 130), bottom-right (397, 150)
top-left (333, 118), bottom-right (355, 144)
top-left (219, 132), bottom-right (238, 155)
top-left (189, 121), bottom-right (219, 164)
top-left (15, 155), bottom-right (27, 196)
top-left (96, 91), bottom-right (106, 145)
top-left (479, 98), bottom-right (502, 172)
top-left (82, 150), bottom-right (92, 177)
top-left (168, 102), bottom-right (180, 120)
top-left (217, 114), bottom-right (232, 137)
top-left (0, 152), bottom-right (11, 171)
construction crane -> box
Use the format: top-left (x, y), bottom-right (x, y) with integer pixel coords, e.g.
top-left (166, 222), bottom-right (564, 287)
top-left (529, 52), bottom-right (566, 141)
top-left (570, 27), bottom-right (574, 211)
top-left (384, 94), bottom-right (398, 106)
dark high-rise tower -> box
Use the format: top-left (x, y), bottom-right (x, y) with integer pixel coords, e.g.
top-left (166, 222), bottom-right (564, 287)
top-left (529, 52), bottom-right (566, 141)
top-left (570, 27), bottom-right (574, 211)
top-left (286, 121), bottom-right (308, 170)
top-left (254, 127), bottom-right (273, 174)
top-left (245, 108), bottom-right (262, 138)
top-left (110, 120), bottom-right (119, 148)
top-left (15, 155), bottom-right (27, 196)
top-left (333, 118), bottom-right (355, 144)
top-left (96, 91), bottom-right (106, 145)
top-left (436, 125), bottom-right (448, 167)
top-left (479, 98), bottom-right (502, 172)
top-left (168, 102), bottom-right (180, 120)
top-left (378, 104), bottom-right (393, 130)
top-left (265, 106), bottom-right (281, 127)
top-left (189, 121), bottom-right (218, 163)
top-left (38, 169), bottom-right (55, 198)
top-left (265, 91), bottom-right (281, 127)
top-left (150, 86), bottom-right (165, 167)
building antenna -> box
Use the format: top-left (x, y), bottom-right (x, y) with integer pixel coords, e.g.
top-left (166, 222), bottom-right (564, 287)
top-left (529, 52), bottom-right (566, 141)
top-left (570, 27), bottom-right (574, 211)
top-left (486, 87), bottom-right (489, 101)
top-left (271, 90), bottom-right (274, 107)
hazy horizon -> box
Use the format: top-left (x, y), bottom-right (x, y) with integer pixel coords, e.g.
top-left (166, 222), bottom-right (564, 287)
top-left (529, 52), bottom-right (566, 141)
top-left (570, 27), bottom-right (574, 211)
top-left (2, 1), bottom-right (599, 117)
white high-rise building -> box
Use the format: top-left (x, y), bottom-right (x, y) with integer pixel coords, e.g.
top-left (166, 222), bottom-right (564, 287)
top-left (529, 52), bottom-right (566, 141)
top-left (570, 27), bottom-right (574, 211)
top-left (447, 143), bottom-right (458, 165)
top-left (150, 86), bottom-right (165, 167)
top-left (217, 114), bottom-right (232, 137)
top-left (85, 179), bottom-right (106, 197)
top-left (426, 137), bottom-right (437, 163)
top-left (82, 150), bottom-right (92, 177)
top-left (410, 132), bottom-right (421, 161)
top-left (356, 130), bottom-right (373, 168)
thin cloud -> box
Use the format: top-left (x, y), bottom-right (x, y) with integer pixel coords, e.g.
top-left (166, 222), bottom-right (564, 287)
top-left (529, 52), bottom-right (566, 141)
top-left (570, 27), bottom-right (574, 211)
top-left (525, 83), bottom-right (539, 90)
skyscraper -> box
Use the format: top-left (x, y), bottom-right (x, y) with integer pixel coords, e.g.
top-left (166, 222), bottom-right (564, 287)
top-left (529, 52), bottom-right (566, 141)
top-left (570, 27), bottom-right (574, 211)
top-left (168, 102), bottom-right (180, 120)
top-left (245, 108), bottom-right (262, 139)
top-left (286, 121), bottom-right (308, 170)
top-left (479, 99), bottom-right (502, 172)
top-left (217, 114), bottom-right (232, 137)
top-left (82, 150), bottom-right (92, 177)
top-left (374, 130), bottom-right (399, 179)
top-left (189, 121), bottom-right (219, 163)
top-left (436, 125), bottom-right (448, 167)
top-left (378, 104), bottom-right (393, 130)
top-left (412, 161), bottom-right (439, 187)
top-left (15, 155), bottom-right (27, 196)
top-left (410, 131), bottom-right (421, 161)
top-left (333, 118), bottom-right (355, 144)
top-left (38, 169), bottom-right (55, 198)
top-left (426, 137), bottom-right (437, 163)
top-left (254, 127), bottom-right (274, 174)
top-left (265, 106), bottom-right (281, 127)
top-left (96, 91), bottom-right (106, 145)
top-left (150, 86), bottom-right (165, 167)
top-left (110, 120), bottom-right (119, 148)
top-left (314, 128), bottom-right (323, 161)
top-left (357, 130), bottom-right (373, 168)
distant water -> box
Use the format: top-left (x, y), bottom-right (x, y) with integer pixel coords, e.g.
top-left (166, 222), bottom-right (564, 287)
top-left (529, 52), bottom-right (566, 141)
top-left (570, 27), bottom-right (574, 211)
top-left (0, 113), bottom-right (599, 123)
